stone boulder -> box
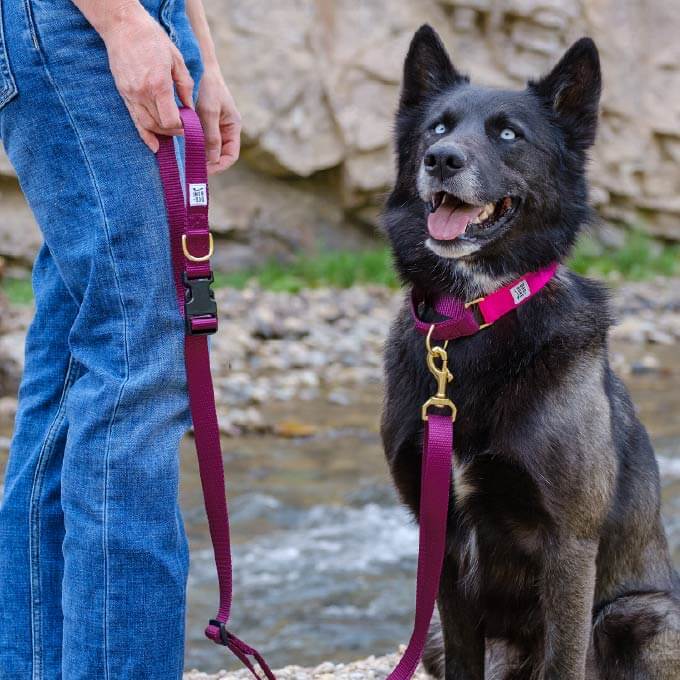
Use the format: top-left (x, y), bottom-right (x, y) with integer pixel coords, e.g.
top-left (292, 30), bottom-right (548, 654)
top-left (1, 0), bottom-right (678, 270)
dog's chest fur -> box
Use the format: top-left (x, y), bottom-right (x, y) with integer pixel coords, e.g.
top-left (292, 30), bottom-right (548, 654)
top-left (381, 276), bottom-right (614, 640)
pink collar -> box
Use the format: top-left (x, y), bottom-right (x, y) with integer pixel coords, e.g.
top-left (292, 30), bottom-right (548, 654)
top-left (411, 262), bottom-right (559, 341)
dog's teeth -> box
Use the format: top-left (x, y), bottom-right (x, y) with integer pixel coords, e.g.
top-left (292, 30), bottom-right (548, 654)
top-left (481, 203), bottom-right (495, 221)
top-left (430, 193), bottom-right (446, 212)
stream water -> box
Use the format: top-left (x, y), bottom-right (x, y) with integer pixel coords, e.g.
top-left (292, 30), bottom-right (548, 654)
top-left (0, 344), bottom-right (678, 673)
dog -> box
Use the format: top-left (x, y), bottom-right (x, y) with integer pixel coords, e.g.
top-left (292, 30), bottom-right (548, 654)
top-left (380, 25), bottom-right (680, 680)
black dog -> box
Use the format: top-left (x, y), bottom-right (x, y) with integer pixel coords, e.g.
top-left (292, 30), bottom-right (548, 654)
top-left (381, 25), bottom-right (679, 680)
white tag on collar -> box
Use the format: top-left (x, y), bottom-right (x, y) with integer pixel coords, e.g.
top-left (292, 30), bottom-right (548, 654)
top-left (510, 279), bottom-right (530, 304)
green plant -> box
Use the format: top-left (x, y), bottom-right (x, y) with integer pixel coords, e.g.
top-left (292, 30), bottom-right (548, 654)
top-left (569, 231), bottom-right (679, 280)
top-left (3, 230), bottom-right (678, 304)
top-left (0, 276), bottom-right (34, 305)
top-left (214, 248), bottom-right (399, 292)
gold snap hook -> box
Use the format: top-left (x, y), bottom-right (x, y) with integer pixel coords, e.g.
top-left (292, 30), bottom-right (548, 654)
top-left (422, 324), bottom-right (457, 422)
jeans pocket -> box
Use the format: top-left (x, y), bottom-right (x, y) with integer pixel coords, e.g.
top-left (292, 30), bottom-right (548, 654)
top-left (158, 0), bottom-right (178, 42)
top-left (0, 0), bottom-right (18, 110)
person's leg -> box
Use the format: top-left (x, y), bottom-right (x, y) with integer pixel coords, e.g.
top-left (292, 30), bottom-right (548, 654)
top-left (0, 244), bottom-right (80, 680)
top-left (0, 1), bottom-right (202, 677)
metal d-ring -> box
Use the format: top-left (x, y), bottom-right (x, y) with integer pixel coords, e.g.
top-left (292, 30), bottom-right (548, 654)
top-left (182, 233), bottom-right (214, 263)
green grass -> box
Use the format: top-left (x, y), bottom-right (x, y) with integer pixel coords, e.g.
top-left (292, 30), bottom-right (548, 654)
top-left (2, 231), bottom-right (678, 303)
top-left (0, 276), bottom-right (33, 305)
top-left (570, 230), bottom-right (680, 281)
top-left (215, 231), bottom-right (679, 293)
top-left (214, 248), bottom-right (399, 293)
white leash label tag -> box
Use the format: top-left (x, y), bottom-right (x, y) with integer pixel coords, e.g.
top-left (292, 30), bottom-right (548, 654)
top-left (510, 279), bottom-right (530, 304)
top-left (189, 183), bottom-right (208, 207)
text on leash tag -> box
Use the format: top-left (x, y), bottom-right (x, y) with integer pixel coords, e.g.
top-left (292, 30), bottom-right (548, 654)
top-left (189, 183), bottom-right (208, 207)
top-left (510, 280), bottom-right (530, 304)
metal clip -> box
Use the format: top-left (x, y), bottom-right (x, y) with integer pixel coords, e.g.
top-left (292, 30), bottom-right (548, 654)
top-left (421, 325), bottom-right (457, 421)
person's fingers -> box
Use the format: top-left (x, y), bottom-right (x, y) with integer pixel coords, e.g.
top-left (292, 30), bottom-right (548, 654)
top-left (138, 100), bottom-right (184, 136)
top-left (154, 83), bottom-right (183, 131)
top-left (206, 120), bottom-right (242, 175)
top-left (125, 98), bottom-right (182, 152)
top-left (207, 157), bottom-right (230, 176)
top-left (218, 118), bottom-right (242, 169)
top-left (172, 48), bottom-right (195, 110)
top-left (226, 120), bottom-right (242, 164)
top-left (199, 104), bottom-right (222, 164)
top-left (129, 110), bottom-right (160, 153)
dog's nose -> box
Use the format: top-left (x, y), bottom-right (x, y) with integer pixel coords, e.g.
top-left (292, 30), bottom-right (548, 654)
top-left (423, 145), bottom-right (467, 179)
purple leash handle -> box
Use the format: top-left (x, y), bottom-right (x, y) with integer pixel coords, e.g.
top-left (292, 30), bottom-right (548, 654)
top-left (156, 108), bottom-right (276, 680)
top-left (387, 414), bottom-right (453, 680)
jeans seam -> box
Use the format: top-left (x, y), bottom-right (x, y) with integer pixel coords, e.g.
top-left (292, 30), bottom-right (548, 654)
top-left (174, 508), bottom-right (187, 679)
top-left (26, 34), bottom-right (132, 680)
top-left (0, 0), bottom-right (18, 107)
top-left (28, 356), bottom-right (80, 680)
top-left (21, 0), bottom-right (41, 52)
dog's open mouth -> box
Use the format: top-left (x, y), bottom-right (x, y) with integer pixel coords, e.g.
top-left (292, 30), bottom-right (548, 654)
top-left (427, 193), bottom-right (519, 241)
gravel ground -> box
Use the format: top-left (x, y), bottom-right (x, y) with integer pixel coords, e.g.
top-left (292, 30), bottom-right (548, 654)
top-left (1, 277), bottom-right (679, 432)
top-left (183, 652), bottom-right (428, 680)
top-left (202, 277), bottom-right (680, 433)
top-left (1, 281), bottom-right (678, 676)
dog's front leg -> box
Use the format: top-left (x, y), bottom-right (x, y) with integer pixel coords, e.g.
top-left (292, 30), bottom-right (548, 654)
top-left (541, 539), bottom-right (598, 680)
top-left (438, 553), bottom-right (485, 680)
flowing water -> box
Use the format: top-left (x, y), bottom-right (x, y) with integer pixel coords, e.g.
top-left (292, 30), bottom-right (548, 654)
top-left (0, 343), bottom-right (678, 673)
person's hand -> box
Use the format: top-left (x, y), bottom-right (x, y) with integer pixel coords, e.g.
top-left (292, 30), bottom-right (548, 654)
top-left (100, 5), bottom-right (194, 153)
top-left (195, 66), bottom-right (242, 174)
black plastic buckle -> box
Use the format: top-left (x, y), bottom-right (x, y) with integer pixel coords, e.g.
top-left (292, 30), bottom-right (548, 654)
top-left (183, 272), bottom-right (218, 335)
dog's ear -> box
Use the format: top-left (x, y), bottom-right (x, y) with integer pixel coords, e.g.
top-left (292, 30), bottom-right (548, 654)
top-left (400, 25), bottom-right (466, 110)
top-left (530, 37), bottom-right (601, 150)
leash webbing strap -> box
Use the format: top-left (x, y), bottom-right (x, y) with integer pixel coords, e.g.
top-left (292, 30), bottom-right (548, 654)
top-left (391, 263), bottom-right (559, 678)
top-left (156, 107), bottom-right (276, 680)
top-left (387, 414), bottom-right (453, 680)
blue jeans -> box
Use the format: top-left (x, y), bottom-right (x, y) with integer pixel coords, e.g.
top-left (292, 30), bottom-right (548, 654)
top-left (0, 1), bottom-right (203, 678)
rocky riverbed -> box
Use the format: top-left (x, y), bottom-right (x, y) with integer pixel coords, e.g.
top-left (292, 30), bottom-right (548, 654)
top-left (2, 277), bottom-right (678, 430)
top-left (1, 279), bottom-right (679, 677)
top-left (183, 653), bottom-right (428, 680)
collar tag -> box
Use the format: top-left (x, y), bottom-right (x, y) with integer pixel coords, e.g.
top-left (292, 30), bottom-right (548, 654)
top-left (509, 279), bottom-right (531, 305)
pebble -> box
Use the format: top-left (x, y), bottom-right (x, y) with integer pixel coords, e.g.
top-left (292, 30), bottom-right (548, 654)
top-left (630, 354), bottom-right (661, 375)
top-left (182, 652), bottom-right (428, 679)
top-left (1, 278), bottom-right (678, 435)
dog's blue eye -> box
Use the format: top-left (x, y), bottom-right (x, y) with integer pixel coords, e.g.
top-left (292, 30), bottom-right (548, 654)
top-left (500, 128), bottom-right (516, 141)
top-left (434, 123), bottom-right (446, 135)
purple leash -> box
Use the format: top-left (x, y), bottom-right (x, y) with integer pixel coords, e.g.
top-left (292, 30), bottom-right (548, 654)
top-left (387, 413), bottom-right (453, 680)
top-left (386, 324), bottom-right (456, 680)
top-left (389, 268), bottom-right (558, 679)
top-left (156, 107), bottom-right (276, 680)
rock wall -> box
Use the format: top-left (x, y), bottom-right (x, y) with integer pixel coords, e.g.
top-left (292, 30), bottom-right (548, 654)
top-left (1, 0), bottom-right (679, 271)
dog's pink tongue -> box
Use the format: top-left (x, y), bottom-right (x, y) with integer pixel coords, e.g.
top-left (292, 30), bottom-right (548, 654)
top-left (427, 202), bottom-right (482, 240)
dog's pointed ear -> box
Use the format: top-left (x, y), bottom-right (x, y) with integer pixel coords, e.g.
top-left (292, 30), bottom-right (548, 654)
top-left (530, 37), bottom-right (601, 150)
top-left (400, 25), bottom-right (466, 110)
